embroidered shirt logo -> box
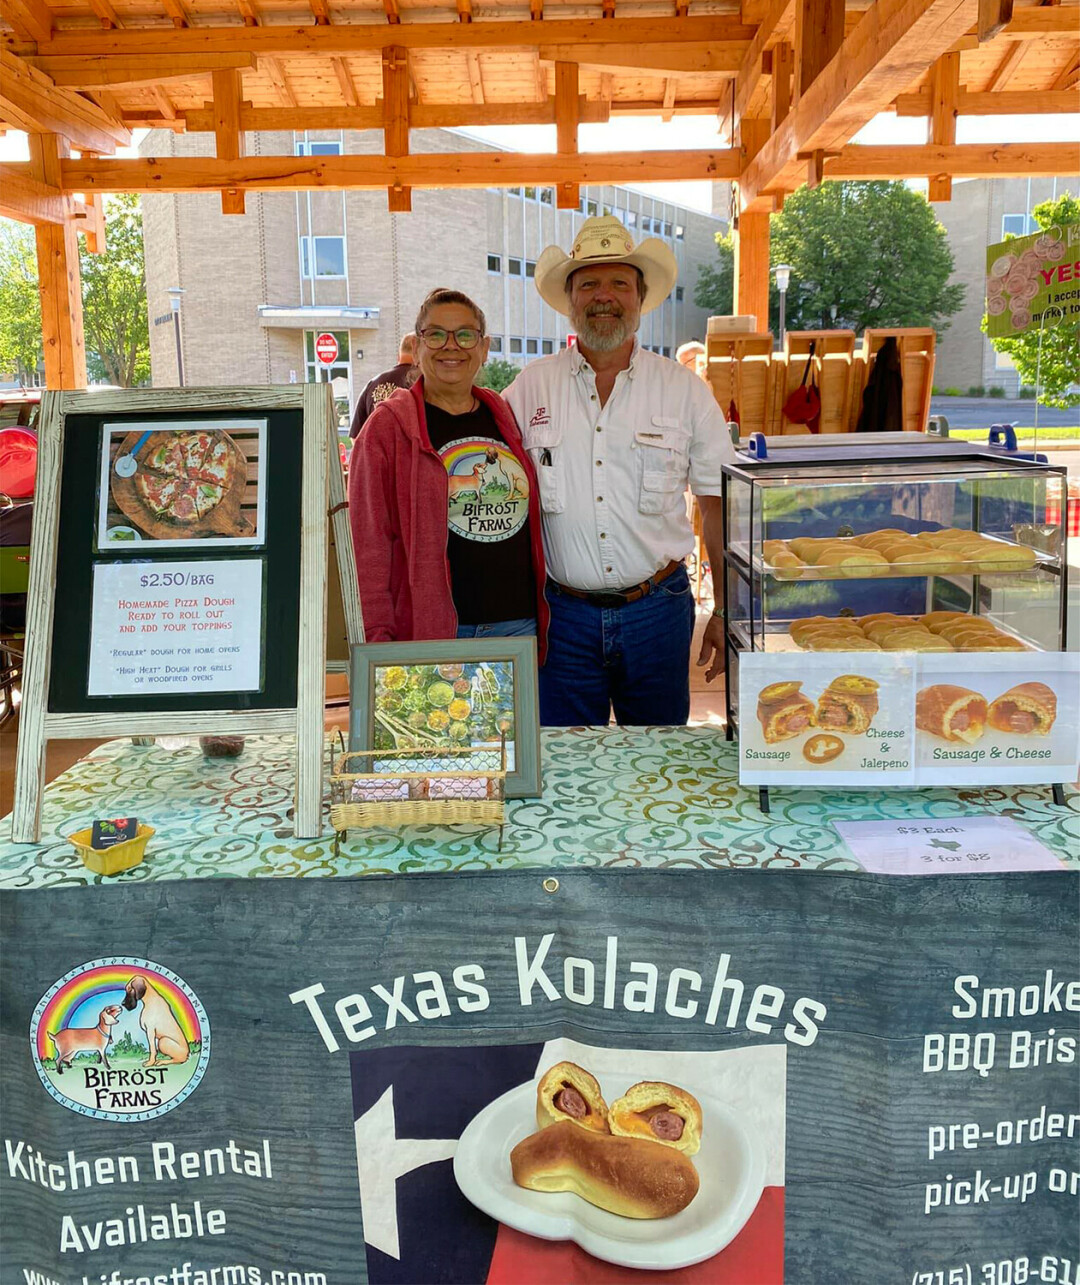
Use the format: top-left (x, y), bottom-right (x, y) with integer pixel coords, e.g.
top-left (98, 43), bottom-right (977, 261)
top-left (529, 407), bottom-right (550, 429)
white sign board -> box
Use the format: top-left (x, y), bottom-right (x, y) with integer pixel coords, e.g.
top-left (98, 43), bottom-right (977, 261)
top-left (88, 559), bottom-right (263, 696)
top-left (834, 816), bottom-right (1065, 875)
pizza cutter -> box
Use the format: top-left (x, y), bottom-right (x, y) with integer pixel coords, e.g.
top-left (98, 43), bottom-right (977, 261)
top-left (114, 429), bottom-right (153, 478)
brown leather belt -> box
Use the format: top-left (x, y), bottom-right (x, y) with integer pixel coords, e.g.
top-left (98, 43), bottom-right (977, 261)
top-left (548, 559), bottom-right (683, 609)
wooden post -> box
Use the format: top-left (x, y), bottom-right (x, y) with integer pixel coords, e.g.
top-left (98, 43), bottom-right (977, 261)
top-left (554, 60), bottom-right (579, 210)
top-left (927, 52), bottom-right (959, 201)
top-left (794, 0), bottom-right (844, 103)
top-left (771, 40), bottom-right (793, 131)
top-left (28, 134), bottom-right (87, 390)
top-left (382, 46), bottom-right (411, 212)
top-left (212, 67), bottom-right (245, 215)
top-left (735, 115), bottom-right (771, 330)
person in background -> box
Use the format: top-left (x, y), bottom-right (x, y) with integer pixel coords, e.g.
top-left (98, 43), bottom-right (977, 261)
top-left (504, 216), bottom-right (735, 727)
top-left (349, 288), bottom-right (548, 653)
top-left (349, 332), bottom-right (419, 438)
top-left (676, 339), bottom-right (706, 375)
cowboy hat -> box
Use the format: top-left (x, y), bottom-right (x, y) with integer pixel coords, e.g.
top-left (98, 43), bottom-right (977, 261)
top-left (534, 215), bottom-right (679, 317)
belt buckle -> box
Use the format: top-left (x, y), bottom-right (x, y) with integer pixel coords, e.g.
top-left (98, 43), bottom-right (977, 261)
top-left (594, 591), bottom-right (628, 609)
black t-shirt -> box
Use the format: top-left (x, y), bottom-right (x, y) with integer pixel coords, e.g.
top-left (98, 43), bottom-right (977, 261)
top-left (349, 363), bottom-right (418, 438)
top-left (424, 400), bottom-right (537, 626)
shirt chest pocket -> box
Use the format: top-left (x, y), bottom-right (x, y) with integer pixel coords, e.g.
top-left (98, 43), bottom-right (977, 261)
top-left (525, 426), bottom-right (566, 515)
top-left (635, 418), bottom-right (691, 514)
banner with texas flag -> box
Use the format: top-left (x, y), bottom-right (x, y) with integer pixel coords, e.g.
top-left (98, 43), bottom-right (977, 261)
top-left (1, 868), bottom-right (1077, 1284)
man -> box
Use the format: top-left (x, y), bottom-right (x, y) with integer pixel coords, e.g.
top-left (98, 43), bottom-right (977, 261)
top-left (349, 332), bottom-right (418, 438)
top-left (675, 339), bottom-right (706, 374)
top-left (504, 215), bottom-right (736, 728)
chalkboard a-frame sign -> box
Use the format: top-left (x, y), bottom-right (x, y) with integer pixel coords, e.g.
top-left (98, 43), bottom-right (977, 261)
top-left (11, 385), bottom-right (363, 843)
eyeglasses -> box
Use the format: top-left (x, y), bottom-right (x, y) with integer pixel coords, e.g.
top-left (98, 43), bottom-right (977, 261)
top-left (419, 326), bottom-right (482, 350)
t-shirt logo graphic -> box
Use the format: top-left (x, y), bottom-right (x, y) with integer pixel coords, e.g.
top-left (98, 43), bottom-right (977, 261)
top-left (529, 407), bottom-right (550, 430)
top-left (439, 437), bottom-right (530, 544)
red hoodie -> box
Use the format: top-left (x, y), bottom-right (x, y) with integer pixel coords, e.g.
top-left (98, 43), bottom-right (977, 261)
top-left (348, 378), bottom-right (549, 661)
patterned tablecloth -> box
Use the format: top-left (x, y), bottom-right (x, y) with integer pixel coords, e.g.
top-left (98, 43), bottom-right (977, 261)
top-left (1, 727), bottom-right (1077, 889)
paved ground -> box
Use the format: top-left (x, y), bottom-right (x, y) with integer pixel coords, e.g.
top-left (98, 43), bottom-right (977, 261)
top-left (930, 397), bottom-right (1080, 430)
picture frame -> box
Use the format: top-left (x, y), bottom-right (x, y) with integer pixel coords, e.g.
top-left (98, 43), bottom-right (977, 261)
top-left (349, 637), bottom-right (542, 799)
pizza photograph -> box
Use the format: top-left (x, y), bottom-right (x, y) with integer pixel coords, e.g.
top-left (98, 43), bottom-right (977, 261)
top-left (98, 419), bottom-right (267, 549)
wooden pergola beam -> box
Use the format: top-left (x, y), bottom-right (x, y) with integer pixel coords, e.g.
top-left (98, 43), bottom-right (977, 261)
top-left (795, 0), bottom-right (844, 103)
top-left (0, 0), bottom-right (52, 43)
top-left (0, 47), bottom-right (130, 154)
top-left (977, 0), bottom-right (1012, 41)
top-left (555, 59), bottom-right (579, 208)
top-left (31, 53), bottom-right (257, 88)
top-left (262, 55), bottom-right (297, 108)
top-left (30, 16), bottom-right (753, 57)
top-left (41, 149), bottom-right (741, 194)
top-left (382, 45), bottom-right (411, 211)
top-left (183, 99), bottom-right (615, 132)
top-left (739, 0), bottom-right (981, 210)
top-left (823, 140), bottom-right (1080, 178)
top-left (927, 50), bottom-right (959, 201)
top-left (985, 40), bottom-right (1029, 90)
top-left (212, 67), bottom-right (245, 215)
top-left (733, 0), bottom-right (796, 130)
top-left (894, 87), bottom-right (1080, 113)
top-left (332, 55), bottom-right (359, 106)
top-left (537, 42), bottom-right (747, 74)
top-left (0, 163), bottom-right (65, 224)
top-left (88, 0), bottom-right (122, 27)
top-left (28, 133), bottom-right (86, 389)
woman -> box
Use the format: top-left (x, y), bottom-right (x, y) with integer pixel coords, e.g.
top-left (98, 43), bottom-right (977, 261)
top-left (349, 288), bottom-right (548, 656)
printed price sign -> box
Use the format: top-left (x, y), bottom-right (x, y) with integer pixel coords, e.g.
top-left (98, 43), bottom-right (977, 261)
top-left (834, 816), bottom-right (1064, 875)
top-left (88, 559), bottom-right (263, 696)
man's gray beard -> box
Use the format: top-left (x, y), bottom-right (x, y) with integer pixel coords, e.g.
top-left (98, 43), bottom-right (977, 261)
top-left (570, 307), bottom-right (638, 353)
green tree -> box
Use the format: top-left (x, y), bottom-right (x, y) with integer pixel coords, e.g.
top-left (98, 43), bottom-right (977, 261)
top-left (770, 182), bottom-right (965, 333)
top-left (477, 357), bottom-right (520, 392)
top-left (693, 230), bottom-right (734, 314)
top-left (0, 194), bottom-right (150, 387)
top-left (983, 191), bottom-right (1080, 409)
top-left (0, 221), bottom-right (44, 384)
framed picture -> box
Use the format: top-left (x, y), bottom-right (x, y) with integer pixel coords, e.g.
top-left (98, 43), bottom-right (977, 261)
top-left (349, 637), bottom-right (541, 798)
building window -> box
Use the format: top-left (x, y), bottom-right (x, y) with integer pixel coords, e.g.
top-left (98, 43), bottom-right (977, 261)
top-left (586, 199), bottom-right (599, 217)
top-left (663, 221), bottom-right (673, 238)
top-left (524, 185), bottom-right (538, 201)
top-left (540, 187), bottom-right (554, 205)
top-left (662, 346), bottom-right (671, 358)
top-left (675, 286), bottom-right (684, 302)
top-left (525, 260), bottom-right (536, 278)
top-left (299, 235), bottom-right (346, 279)
top-left (487, 254), bottom-right (501, 273)
top-left (626, 210), bottom-right (637, 228)
top-left (295, 140), bottom-right (343, 156)
top-left (526, 338), bottom-right (539, 355)
top-left (675, 224), bottom-right (685, 239)
top-left (510, 337), bottom-right (523, 354)
top-left (1001, 214), bottom-right (1031, 238)
top-left (508, 187), bottom-right (522, 198)
top-left (542, 339), bottom-right (554, 355)
top-left (508, 258), bottom-right (523, 276)
top-left (489, 336), bottom-right (503, 353)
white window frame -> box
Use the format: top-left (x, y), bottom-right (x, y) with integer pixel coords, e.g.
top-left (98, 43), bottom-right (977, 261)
top-left (1001, 214), bottom-right (1030, 238)
top-left (487, 254), bottom-right (502, 273)
top-left (296, 140), bottom-right (344, 157)
top-left (299, 235), bottom-right (347, 280)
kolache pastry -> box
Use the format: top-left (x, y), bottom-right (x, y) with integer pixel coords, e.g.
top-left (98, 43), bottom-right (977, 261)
top-left (536, 1061), bottom-right (610, 1134)
top-left (788, 611), bottom-right (1026, 652)
top-left (814, 675), bottom-right (880, 735)
top-left (510, 1121), bottom-right (700, 1219)
top-left (916, 685), bottom-right (989, 743)
top-left (987, 682), bottom-right (1057, 735)
top-left (760, 526), bottom-right (1039, 579)
top-left (757, 681), bottom-right (816, 742)
top-left (608, 1082), bottom-right (703, 1155)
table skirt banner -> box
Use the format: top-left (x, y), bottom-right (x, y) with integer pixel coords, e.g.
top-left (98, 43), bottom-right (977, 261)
top-left (1, 870), bottom-right (1077, 1284)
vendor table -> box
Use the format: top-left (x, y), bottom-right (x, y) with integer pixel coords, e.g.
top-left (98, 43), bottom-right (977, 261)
top-left (2, 727), bottom-right (1076, 887)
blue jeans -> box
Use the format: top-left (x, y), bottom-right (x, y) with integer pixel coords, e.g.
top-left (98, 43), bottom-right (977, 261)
top-left (456, 617), bottom-right (536, 639)
top-left (540, 565), bottom-right (694, 727)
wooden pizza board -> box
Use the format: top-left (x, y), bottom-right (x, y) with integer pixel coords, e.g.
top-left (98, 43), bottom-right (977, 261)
top-left (110, 429), bottom-right (252, 540)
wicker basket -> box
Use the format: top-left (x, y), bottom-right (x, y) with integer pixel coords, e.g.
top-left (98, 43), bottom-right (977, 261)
top-left (329, 737), bottom-right (507, 849)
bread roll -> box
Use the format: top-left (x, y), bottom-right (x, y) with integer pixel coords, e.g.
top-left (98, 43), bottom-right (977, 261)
top-left (814, 674), bottom-right (880, 734)
top-left (815, 548), bottom-right (890, 577)
top-left (858, 613), bottom-right (911, 628)
top-left (987, 682), bottom-right (1057, 734)
top-left (806, 636), bottom-right (882, 651)
top-left (916, 685), bottom-right (988, 743)
top-left (511, 1121), bottom-right (700, 1220)
top-left (919, 611), bottom-right (969, 628)
top-left (536, 1062), bottom-right (610, 1134)
top-left (963, 635), bottom-right (1027, 651)
top-left (609, 1081), bottom-right (703, 1156)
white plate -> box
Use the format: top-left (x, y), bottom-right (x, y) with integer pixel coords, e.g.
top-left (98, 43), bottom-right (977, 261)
top-left (453, 1082), bottom-right (766, 1271)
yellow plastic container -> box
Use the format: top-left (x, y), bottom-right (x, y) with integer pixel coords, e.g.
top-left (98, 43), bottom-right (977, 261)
top-left (68, 825), bottom-right (154, 876)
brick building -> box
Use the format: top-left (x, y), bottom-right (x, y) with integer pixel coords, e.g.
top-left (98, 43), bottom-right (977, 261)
top-left (141, 126), bottom-right (726, 411)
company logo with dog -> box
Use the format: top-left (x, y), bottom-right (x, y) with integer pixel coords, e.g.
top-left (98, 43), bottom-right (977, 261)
top-left (30, 957), bottom-right (210, 1122)
top-left (438, 437), bottom-right (530, 543)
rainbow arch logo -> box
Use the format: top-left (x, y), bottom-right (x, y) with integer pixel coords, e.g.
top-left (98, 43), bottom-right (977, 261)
top-left (30, 957), bottom-right (210, 1122)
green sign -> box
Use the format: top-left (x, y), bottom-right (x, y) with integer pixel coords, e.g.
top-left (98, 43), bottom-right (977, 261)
top-left (984, 222), bottom-right (1080, 338)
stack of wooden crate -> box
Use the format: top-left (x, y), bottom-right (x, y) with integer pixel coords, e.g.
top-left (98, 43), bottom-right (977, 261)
top-left (704, 326), bottom-right (936, 436)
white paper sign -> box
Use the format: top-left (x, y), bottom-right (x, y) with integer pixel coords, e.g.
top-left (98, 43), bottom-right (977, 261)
top-left (88, 559), bottom-right (263, 696)
top-left (913, 652), bottom-right (1080, 785)
top-left (834, 816), bottom-right (1065, 875)
top-left (739, 652), bottom-right (916, 786)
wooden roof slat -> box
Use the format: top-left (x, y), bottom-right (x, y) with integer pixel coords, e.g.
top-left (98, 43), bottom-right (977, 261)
top-left (0, 0), bottom-right (52, 44)
top-left (88, 0), bottom-right (122, 27)
top-left (236, 0), bottom-right (260, 26)
top-left (262, 54), bottom-right (298, 106)
top-left (151, 84), bottom-right (177, 119)
top-left (160, 0), bottom-right (189, 29)
top-left (332, 53), bottom-right (360, 103)
top-left (985, 39), bottom-right (1029, 88)
top-left (310, 0), bottom-right (330, 24)
top-left (1051, 51), bottom-right (1079, 89)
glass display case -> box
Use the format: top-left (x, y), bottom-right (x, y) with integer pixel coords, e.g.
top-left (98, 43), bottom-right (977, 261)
top-left (720, 435), bottom-right (1069, 737)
